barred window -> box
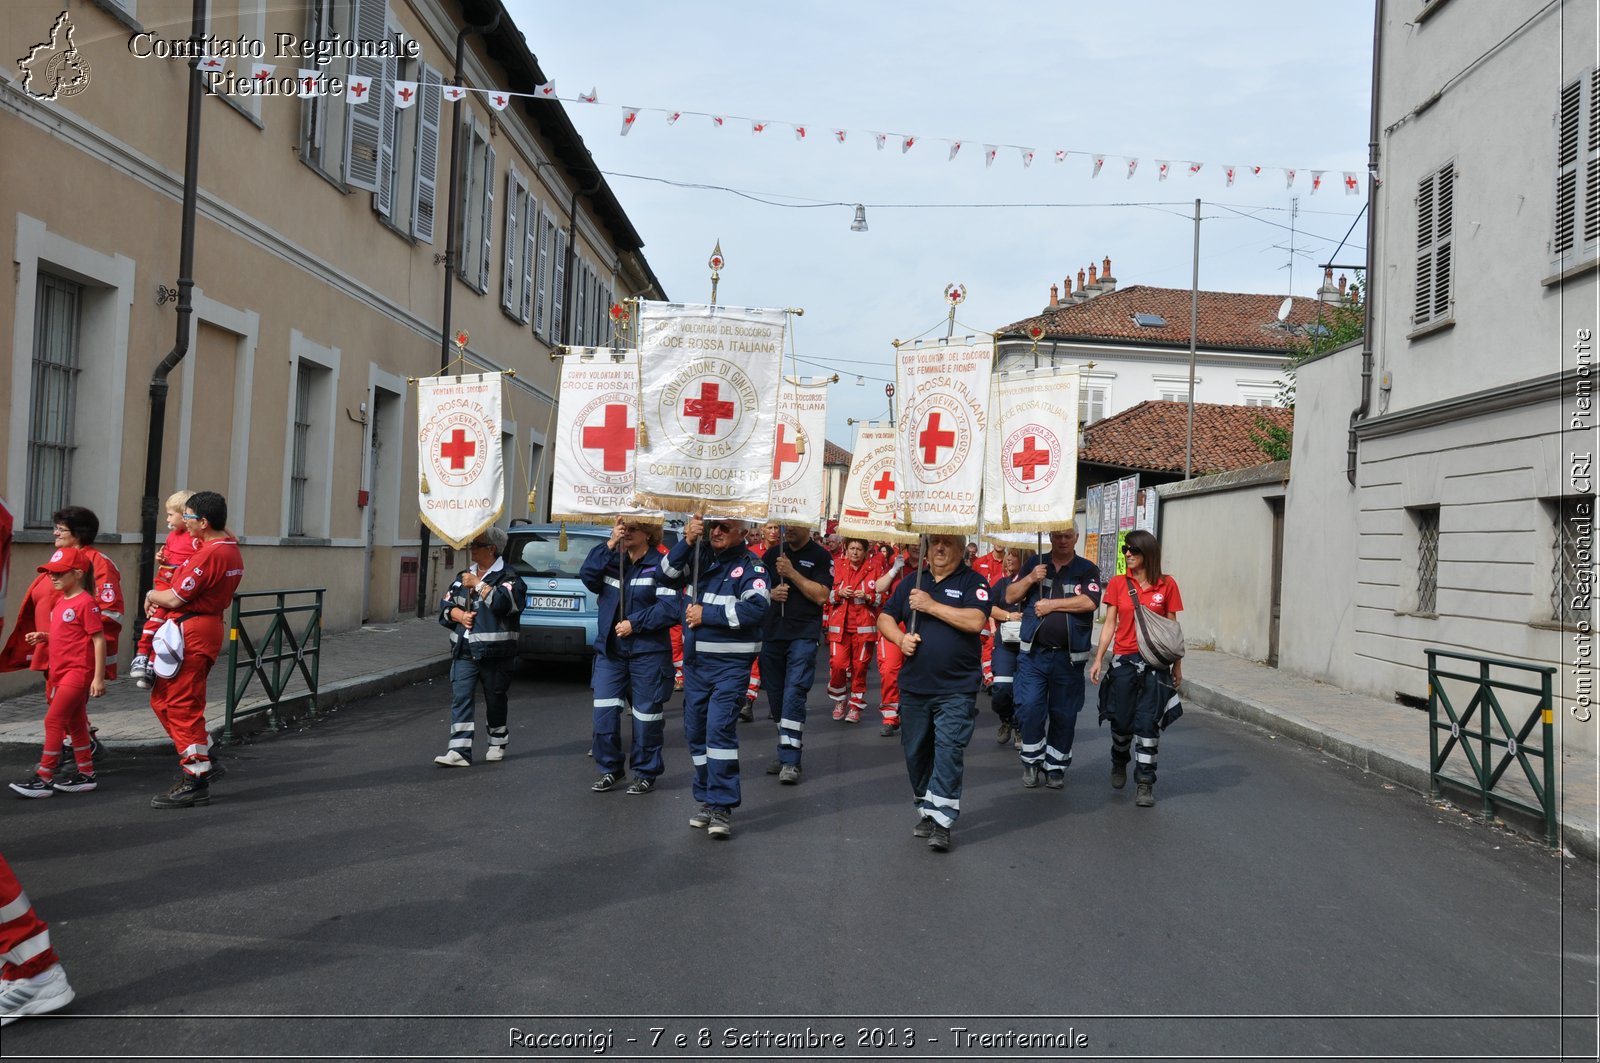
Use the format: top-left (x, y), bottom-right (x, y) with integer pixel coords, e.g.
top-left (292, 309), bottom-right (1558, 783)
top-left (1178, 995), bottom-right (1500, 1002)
top-left (1414, 506), bottom-right (1440, 614)
top-left (1553, 496), bottom-right (1594, 626)
top-left (288, 367), bottom-right (314, 537)
top-left (27, 274), bottom-right (83, 527)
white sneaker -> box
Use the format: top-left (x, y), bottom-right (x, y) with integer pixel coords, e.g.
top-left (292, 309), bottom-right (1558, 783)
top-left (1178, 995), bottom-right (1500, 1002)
top-left (433, 750), bottom-right (470, 767)
top-left (128, 654), bottom-right (150, 680)
top-left (0, 964), bottom-right (74, 1026)
top-left (485, 745), bottom-right (505, 762)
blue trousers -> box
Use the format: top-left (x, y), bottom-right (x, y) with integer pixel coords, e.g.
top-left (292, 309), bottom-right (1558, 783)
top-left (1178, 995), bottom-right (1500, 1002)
top-left (683, 652), bottom-right (751, 808)
top-left (591, 652), bottom-right (671, 778)
top-left (760, 637), bottom-right (817, 767)
top-left (990, 640), bottom-right (1019, 721)
top-left (1015, 648), bottom-right (1086, 774)
top-left (1104, 655), bottom-right (1167, 784)
top-left (898, 689), bottom-right (977, 828)
top-left (448, 654), bottom-right (511, 762)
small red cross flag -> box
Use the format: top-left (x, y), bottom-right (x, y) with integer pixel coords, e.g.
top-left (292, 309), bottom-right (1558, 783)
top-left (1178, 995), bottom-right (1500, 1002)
top-left (1252, 165), bottom-right (1263, 176)
top-left (297, 69), bottom-right (323, 97)
top-left (1157, 160), bottom-right (1171, 181)
top-left (1127, 158), bottom-right (1140, 179)
top-left (393, 80), bottom-right (418, 108)
top-left (620, 108), bottom-right (639, 135)
top-left (578, 87), bottom-right (597, 103)
top-left (712, 115), bottom-right (725, 127)
top-left (667, 111), bottom-right (681, 124)
top-left (794, 124), bottom-right (807, 140)
top-left (1344, 171), bottom-right (1361, 194)
top-left (984, 145), bottom-right (998, 167)
top-left (196, 49), bottom-right (225, 72)
top-left (1225, 165), bottom-right (1236, 187)
top-left (1310, 170), bottom-right (1325, 194)
top-left (1092, 155), bottom-right (1105, 178)
top-left (751, 119), bottom-right (769, 134)
top-left (833, 128), bottom-right (847, 143)
top-left (1187, 162), bottom-right (1203, 177)
top-left (487, 90), bottom-right (510, 112)
top-left (345, 75), bottom-right (371, 103)
top-left (1284, 168), bottom-right (1297, 188)
top-left (1020, 148), bottom-right (1035, 168)
top-left (250, 63), bottom-right (275, 84)
top-left (949, 141), bottom-right (963, 161)
top-left (443, 85), bottom-right (466, 103)
top-left (534, 81), bottom-right (556, 98)
top-left (874, 132), bottom-right (888, 150)
top-left (902, 135), bottom-right (916, 153)
top-left (1055, 150), bottom-right (1067, 164)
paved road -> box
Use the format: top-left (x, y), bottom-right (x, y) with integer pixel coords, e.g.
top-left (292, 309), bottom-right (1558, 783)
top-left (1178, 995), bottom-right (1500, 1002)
top-left (2, 654), bottom-right (1595, 1062)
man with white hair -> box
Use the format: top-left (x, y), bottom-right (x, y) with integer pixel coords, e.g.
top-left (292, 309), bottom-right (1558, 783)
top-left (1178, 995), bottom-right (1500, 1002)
top-left (435, 525), bottom-right (525, 767)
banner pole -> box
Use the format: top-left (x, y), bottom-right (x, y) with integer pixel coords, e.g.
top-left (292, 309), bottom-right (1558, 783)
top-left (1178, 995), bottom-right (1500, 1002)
top-left (908, 533), bottom-right (928, 635)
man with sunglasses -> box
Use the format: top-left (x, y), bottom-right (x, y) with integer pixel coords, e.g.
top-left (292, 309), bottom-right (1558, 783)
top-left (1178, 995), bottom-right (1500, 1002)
top-left (658, 514), bottom-right (771, 839)
top-left (434, 526), bottom-right (525, 767)
top-left (759, 523), bottom-right (833, 784)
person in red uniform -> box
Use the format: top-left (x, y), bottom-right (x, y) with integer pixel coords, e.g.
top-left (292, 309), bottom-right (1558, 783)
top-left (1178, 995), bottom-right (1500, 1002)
top-left (872, 540), bottom-right (921, 737)
top-left (826, 538), bottom-right (882, 723)
top-left (0, 852), bottom-right (74, 1025)
top-left (142, 491), bottom-right (244, 810)
top-left (128, 490), bottom-right (198, 689)
top-left (970, 545), bottom-right (1005, 688)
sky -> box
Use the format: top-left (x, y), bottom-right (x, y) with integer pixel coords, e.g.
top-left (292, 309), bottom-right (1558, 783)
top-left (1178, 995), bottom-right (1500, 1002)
top-left (505, 0), bottom-right (1374, 448)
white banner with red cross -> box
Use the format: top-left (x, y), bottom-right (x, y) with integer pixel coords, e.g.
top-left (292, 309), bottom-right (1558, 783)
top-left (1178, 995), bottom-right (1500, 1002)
top-left (767, 376), bottom-right (830, 527)
top-left (982, 365), bottom-right (1080, 538)
top-left (633, 301), bottom-right (788, 520)
top-left (550, 348), bottom-right (653, 526)
top-left (835, 423), bottom-right (900, 541)
top-left (893, 336), bottom-right (994, 539)
top-left (416, 372), bottom-right (504, 548)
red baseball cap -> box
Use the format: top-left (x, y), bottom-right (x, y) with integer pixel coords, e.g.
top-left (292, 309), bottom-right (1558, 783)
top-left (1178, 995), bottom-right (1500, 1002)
top-left (38, 547), bottom-right (87, 574)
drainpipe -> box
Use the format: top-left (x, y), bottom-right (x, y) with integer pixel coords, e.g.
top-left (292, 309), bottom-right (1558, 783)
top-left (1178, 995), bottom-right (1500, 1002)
top-left (138, 0), bottom-right (206, 602)
top-left (1348, 0), bottom-right (1383, 485)
top-left (561, 171), bottom-right (603, 345)
top-left (415, 5), bottom-right (502, 617)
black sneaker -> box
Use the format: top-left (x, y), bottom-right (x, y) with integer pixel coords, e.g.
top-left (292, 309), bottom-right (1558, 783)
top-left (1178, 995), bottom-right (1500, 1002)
top-left (591, 772), bottom-right (622, 792)
top-left (765, 759), bottom-right (782, 775)
top-left (50, 771), bottom-right (97, 794)
top-left (1022, 764), bottom-right (1042, 788)
top-left (1045, 771), bottom-right (1066, 790)
top-left (706, 806), bottom-right (733, 839)
top-left (927, 825), bottom-right (951, 852)
top-left (688, 803), bottom-right (714, 829)
top-left (738, 701), bottom-right (755, 723)
top-left (880, 723), bottom-right (900, 737)
top-left (625, 777), bottom-right (656, 795)
top-left (9, 775), bottom-right (54, 799)
top-left (912, 816), bottom-right (935, 838)
top-left (1135, 782), bottom-right (1155, 808)
top-left (151, 775), bottom-right (210, 809)
top-left (88, 728), bottom-right (106, 760)
top-left (1111, 764), bottom-right (1127, 790)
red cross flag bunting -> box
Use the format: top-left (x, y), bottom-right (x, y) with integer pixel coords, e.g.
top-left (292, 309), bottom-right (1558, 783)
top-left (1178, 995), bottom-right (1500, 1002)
top-left (766, 377), bottom-right (830, 526)
top-left (982, 365), bottom-right (1081, 540)
top-left (550, 347), bottom-right (653, 526)
top-left (415, 371), bottom-right (505, 548)
top-left (892, 336), bottom-right (994, 540)
top-left (836, 424), bottom-right (900, 542)
top-left (633, 301), bottom-right (788, 520)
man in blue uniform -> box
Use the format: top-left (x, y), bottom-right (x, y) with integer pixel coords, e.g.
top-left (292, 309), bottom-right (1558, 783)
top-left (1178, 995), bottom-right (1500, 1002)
top-left (1006, 527), bottom-right (1102, 788)
top-left (658, 514), bottom-right (770, 839)
top-left (877, 533), bottom-right (992, 853)
top-left (580, 519), bottom-right (680, 794)
top-left (759, 524), bottom-right (833, 784)
top-left (435, 526), bottom-right (526, 766)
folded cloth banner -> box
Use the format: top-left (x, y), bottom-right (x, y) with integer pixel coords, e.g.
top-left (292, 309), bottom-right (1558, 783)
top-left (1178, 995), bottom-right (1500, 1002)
top-left (633, 301), bottom-right (788, 520)
top-left (893, 336), bottom-right (994, 538)
top-left (767, 377), bottom-right (830, 526)
top-left (417, 371), bottom-right (504, 548)
top-left (551, 347), bottom-right (653, 526)
top-left (983, 365), bottom-right (1080, 537)
top-left (836, 424), bottom-right (899, 541)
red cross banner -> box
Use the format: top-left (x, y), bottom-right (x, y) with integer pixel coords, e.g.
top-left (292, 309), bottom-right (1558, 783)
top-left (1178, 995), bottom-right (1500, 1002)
top-left (982, 365), bottom-right (1080, 538)
top-left (836, 423), bottom-right (900, 542)
top-left (766, 377), bottom-right (830, 527)
top-left (633, 301), bottom-right (788, 520)
top-left (416, 372), bottom-right (505, 548)
top-left (893, 336), bottom-right (994, 539)
top-left (550, 348), bottom-right (651, 526)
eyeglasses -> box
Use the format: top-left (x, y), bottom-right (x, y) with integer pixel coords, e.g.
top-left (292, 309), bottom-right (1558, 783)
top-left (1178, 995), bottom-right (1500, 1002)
top-left (708, 521), bottom-right (736, 533)
top-left (182, 513), bottom-right (199, 522)
top-left (1121, 545), bottom-right (1140, 555)
top-left (469, 541), bottom-right (491, 549)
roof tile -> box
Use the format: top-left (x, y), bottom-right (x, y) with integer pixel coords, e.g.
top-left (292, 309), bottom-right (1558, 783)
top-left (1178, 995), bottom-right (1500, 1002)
top-left (1081, 400), bottom-right (1293, 475)
top-left (1000, 284), bottom-right (1343, 352)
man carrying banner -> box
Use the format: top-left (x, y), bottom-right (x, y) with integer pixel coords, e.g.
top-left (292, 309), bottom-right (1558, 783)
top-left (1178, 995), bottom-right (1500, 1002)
top-left (580, 519), bottom-right (679, 794)
top-left (826, 539), bottom-right (882, 723)
top-left (877, 534), bottom-right (991, 852)
top-left (434, 527), bottom-right (525, 768)
top-left (658, 515), bottom-right (770, 839)
top-left (759, 524), bottom-right (832, 784)
top-left (1006, 527), bottom-right (1102, 788)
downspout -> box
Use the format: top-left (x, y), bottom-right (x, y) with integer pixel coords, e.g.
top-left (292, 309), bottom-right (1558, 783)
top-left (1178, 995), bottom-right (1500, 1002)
top-left (138, 0), bottom-right (207, 601)
top-left (1348, 0), bottom-right (1383, 485)
top-left (561, 171), bottom-right (603, 345)
top-left (415, 5), bottom-right (502, 617)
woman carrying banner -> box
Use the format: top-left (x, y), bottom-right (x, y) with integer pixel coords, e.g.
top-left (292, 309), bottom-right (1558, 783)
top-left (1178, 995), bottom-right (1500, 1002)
top-left (1090, 529), bottom-right (1183, 808)
top-left (826, 539), bottom-right (882, 723)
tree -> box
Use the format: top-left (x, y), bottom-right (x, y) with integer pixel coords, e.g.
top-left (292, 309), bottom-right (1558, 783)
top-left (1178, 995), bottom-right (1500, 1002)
top-left (1251, 273), bottom-right (1365, 461)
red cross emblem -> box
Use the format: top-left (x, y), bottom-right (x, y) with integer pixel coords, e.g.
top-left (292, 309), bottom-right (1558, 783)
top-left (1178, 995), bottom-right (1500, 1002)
top-left (1010, 435), bottom-right (1051, 482)
top-left (918, 412), bottom-right (956, 465)
top-left (397, 85), bottom-right (414, 103)
top-left (582, 405), bottom-right (635, 473)
top-left (302, 77), bottom-right (317, 93)
top-left (624, 111), bottom-right (636, 125)
top-left (254, 69), bottom-right (270, 82)
top-left (202, 57), bottom-right (222, 69)
top-left (1345, 174), bottom-right (1359, 192)
top-left (772, 424), bottom-right (800, 480)
top-left (439, 428), bottom-right (477, 471)
top-left (683, 382), bottom-right (735, 436)
top-left (872, 470), bottom-right (896, 501)
top-left (493, 95), bottom-right (506, 107)
top-left (446, 87), bottom-right (464, 100)
top-left (350, 81), bottom-right (367, 98)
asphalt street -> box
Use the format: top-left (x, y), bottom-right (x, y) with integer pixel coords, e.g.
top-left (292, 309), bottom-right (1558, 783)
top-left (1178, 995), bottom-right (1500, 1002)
top-left (1, 651), bottom-right (1595, 1062)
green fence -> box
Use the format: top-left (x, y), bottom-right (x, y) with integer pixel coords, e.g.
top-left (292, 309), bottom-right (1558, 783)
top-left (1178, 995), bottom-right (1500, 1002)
top-left (222, 588), bottom-right (324, 743)
top-left (1426, 648), bottom-right (1558, 848)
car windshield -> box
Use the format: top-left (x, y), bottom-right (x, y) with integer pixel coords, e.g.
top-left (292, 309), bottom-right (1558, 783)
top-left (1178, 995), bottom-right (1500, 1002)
top-left (508, 531), bottom-right (607, 578)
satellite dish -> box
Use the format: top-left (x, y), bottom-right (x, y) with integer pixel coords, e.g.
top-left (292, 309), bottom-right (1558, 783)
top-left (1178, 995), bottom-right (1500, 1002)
top-left (1276, 297), bottom-right (1294, 322)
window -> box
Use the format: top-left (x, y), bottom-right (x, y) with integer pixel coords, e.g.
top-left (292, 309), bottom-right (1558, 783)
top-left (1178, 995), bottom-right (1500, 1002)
top-left (455, 117), bottom-right (493, 291)
top-left (26, 274), bottom-right (82, 527)
top-left (1552, 496), bottom-right (1594, 626)
top-left (1132, 313), bottom-right (1167, 328)
top-left (1242, 395), bottom-right (1278, 408)
top-left (550, 225), bottom-right (568, 342)
top-left (502, 169), bottom-right (533, 322)
top-left (1554, 68), bottom-right (1600, 269)
top-left (285, 335), bottom-right (337, 539)
top-left (288, 368), bottom-right (313, 536)
top-left (1411, 506), bottom-right (1440, 614)
top-left (533, 211), bottom-right (554, 338)
top-left (1158, 389), bottom-right (1188, 402)
top-left (1413, 162), bottom-right (1454, 328)
top-left (1079, 384), bottom-right (1107, 425)
top-left (298, 0), bottom-right (357, 185)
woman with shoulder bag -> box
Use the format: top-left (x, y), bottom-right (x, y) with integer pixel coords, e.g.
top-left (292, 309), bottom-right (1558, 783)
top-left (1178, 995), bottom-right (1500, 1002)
top-left (1089, 529), bottom-right (1183, 808)
top-left (987, 549), bottom-right (1028, 746)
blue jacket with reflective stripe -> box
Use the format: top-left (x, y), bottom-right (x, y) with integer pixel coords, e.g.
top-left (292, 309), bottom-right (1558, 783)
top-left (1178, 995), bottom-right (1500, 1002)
top-left (658, 539), bottom-right (770, 661)
top-left (579, 543), bottom-right (679, 657)
top-left (1014, 552), bottom-right (1102, 655)
top-left (438, 560), bottom-right (526, 660)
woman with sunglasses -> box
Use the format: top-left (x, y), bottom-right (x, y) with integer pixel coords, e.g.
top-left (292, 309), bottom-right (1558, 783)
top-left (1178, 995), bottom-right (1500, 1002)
top-left (1089, 530), bottom-right (1184, 808)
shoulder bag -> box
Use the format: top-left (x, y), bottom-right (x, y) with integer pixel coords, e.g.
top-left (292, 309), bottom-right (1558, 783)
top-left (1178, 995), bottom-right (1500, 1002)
top-left (1127, 576), bottom-right (1185, 669)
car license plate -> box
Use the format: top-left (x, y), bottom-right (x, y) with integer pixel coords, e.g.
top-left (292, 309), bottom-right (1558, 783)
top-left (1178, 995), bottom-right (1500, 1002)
top-left (529, 595), bottom-right (581, 611)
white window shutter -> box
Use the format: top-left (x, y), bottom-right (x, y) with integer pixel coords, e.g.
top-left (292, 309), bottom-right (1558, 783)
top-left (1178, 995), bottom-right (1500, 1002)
top-left (573, 262), bottom-right (587, 345)
top-left (521, 191), bottom-right (536, 323)
top-left (502, 170), bottom-right (519, 313)
top-left (344, 0), bottom-right (385, 192)
top-left (533, 211), bottom-right (549, 337)
top-left (1433, 163), bottom-right (1452, 320)
top-left (479, 143), bottom-right (495, 291)
top-left (413, 65), bottom-right (441, 243)
top-left (374, 49), bottom-right (397, 217)
top-left (552, 227), bottom-right (567, 342)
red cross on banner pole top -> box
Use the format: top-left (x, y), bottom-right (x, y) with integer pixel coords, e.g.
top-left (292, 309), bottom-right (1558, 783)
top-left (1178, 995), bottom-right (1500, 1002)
top-left (1011, 436), bottom-right (1051, 482)
top-left (872, 470), bottom-right (896, 501)
top-left (683, 382), bottom-right (735, 436)
top-left (771, 423), bottom-right (800, 479)
top-left (582, 404), bottom-right (635, 472)
top-left (918, 412), bottom-right (955, 465)
top-left (440, 428), bottom-right (476, 471)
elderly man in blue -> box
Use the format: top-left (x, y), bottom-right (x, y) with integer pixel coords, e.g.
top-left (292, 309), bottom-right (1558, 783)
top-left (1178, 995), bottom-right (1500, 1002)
top-left (657, 514), bottom-right (771, 840)
top-left (435, 525), bottom-right (526, 767)
top-left (877, 533), bottom-right (992, 853)
top-left (580, 518), bottom-right (680, 795)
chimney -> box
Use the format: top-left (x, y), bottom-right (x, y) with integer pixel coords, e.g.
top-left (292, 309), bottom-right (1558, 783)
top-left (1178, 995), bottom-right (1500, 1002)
top-left (1077, 268), bottom-right (1087, 296)
top-left (1099, 255), bottom-right (1116, 292)
top-left (1317, 267), bottom-right (1342, 305)
top-left (1337, 273), bottom-right (1348, 298)
top-left (1088, 263), bottom-right (1099, 288)
top-left (1063, 275), bottom-right (1073, 297)
top-left (1048, 283), bottom-right (1059, 308)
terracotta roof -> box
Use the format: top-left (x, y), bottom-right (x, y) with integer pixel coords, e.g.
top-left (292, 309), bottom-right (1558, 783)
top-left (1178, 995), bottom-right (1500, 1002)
top-left (823, 439), bottom-right (853, 467)
top-left (998, 285), bottom-right (1343, 352)
top-left (1081, 400), bottom-right (1293, 476)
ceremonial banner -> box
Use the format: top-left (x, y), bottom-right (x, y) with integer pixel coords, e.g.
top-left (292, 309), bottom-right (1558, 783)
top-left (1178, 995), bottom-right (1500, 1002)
top-left (982, 365), bottom-right (1080, 537)
top-left (416, 372), bottom-right (504, 548)
top-left (767, 377), bottom-right (830, 526)
top-left (893, 336), bottom-right (993, 539)
top-left (836, 424), bottom-right (899, 541)
top-left (550, 348), bottom-right (650, 526)
top-left (634, 302), bottom-right (787, 519)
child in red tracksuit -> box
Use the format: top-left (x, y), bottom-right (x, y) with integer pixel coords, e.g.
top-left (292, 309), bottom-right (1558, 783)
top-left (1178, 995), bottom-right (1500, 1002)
top-left (128, 491), bottom-right (197, 689)
top-left (8, 547), bottom-right (105, 798)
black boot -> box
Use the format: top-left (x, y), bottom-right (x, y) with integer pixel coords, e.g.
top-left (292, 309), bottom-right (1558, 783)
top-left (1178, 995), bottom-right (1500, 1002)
top-left (151, 774), bottom-right (211, 809)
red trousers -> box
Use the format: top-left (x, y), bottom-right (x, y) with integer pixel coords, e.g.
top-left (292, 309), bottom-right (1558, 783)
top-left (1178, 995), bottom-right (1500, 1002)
top-left (0, 853), bottom-right (58, 981)
top-left (149, 648), bottom-right (216, 778)
top-left (876, 636), bottom-right (903, 725)
top-left (828, 633), bottom-right (875, 713)
top-left (40, 680), bottom-right (92, 779)
top-left (670, 625), bottom-right (684, 678)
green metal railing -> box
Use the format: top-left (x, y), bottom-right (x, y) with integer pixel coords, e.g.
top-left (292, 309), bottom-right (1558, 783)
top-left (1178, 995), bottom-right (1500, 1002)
top-left (222, 588), bottom-right (325, 743)
top-left (1426, 648), bottom-right (1558, 847)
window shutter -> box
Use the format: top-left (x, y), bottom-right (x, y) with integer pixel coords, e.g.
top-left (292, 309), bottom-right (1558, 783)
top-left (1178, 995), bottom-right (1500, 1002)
top-left (1556, 75), bottom-right (1584, 257)
top-left (573, 262), bottom-right (588, 345)
top-left (552, 227), bottom-right (567, 342)
top-left (502, 170), bottom-right (519, 313)
top-left (1414, 171), bottom-right (1435, 324)
top-left (1433, 163), bottom-right (1453, 320)
top-left (479, 143), bottom-right (495, 291)
top-left (521, 191), bottom-right (536, 323)
top-left (373, 49), bottom-right (397, 217)
top-left (344, 0), bottom-right (385, 192)
top-left (1586, 68), bottom-right (1600, 248)
top-left (413, 65), bottom-right (441, 243)
top-left (533, 212), bottom-right (550, 337)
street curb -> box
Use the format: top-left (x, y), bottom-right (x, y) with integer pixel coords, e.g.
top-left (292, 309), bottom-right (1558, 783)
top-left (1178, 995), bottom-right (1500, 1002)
top-left (1183, 677), bottom-right (1598, 863)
